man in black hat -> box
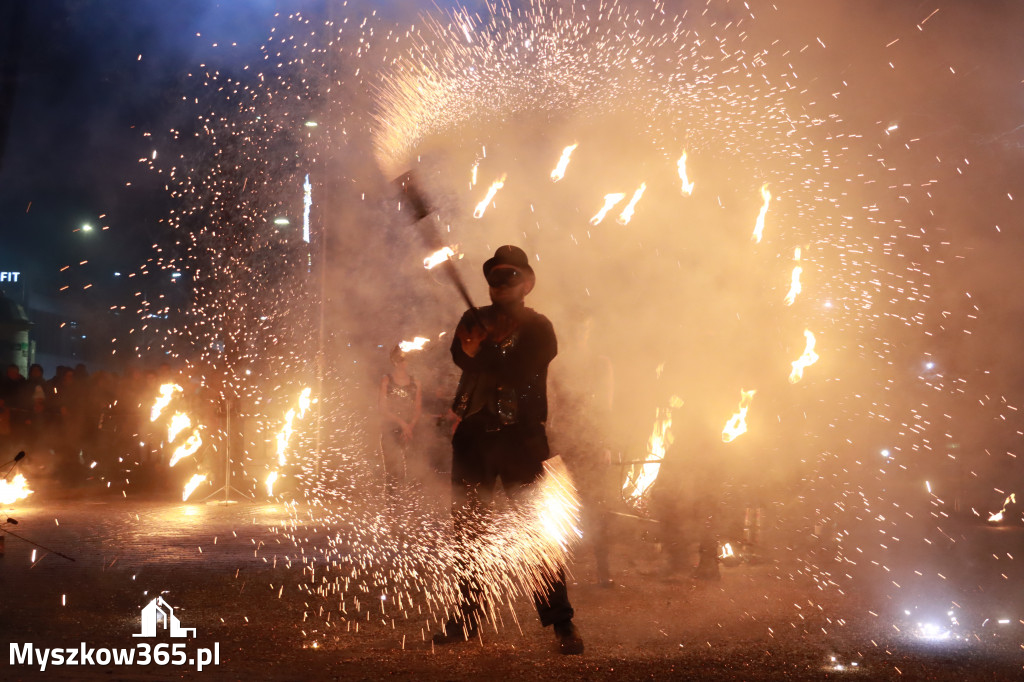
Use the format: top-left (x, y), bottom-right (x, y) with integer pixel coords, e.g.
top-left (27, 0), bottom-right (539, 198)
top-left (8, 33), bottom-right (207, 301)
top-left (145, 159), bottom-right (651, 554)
top-left (433, 245), bottom-right (584, 655)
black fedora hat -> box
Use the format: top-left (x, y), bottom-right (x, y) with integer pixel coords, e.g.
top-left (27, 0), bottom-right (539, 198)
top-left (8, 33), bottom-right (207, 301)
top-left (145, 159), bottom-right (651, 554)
top-left (482, 245), bottom-right (535, 278)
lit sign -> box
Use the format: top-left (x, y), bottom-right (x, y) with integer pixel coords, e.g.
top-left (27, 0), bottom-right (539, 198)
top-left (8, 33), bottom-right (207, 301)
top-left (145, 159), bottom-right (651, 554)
top-left (0, 272), bottom-right (20, 283)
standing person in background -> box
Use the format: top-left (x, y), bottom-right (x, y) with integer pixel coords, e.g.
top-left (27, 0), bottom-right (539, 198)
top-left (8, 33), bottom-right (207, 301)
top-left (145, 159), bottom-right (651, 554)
top-left (378, 345), bottom-right (422, 495)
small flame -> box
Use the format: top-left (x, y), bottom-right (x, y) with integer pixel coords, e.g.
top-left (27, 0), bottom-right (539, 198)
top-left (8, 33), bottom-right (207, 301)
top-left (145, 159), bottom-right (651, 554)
top-left (784, 247), bottom-right (802, 306)
top-left (150, 383), bottom-right (183, 422)
top-left (722, 389), bottom-right (757, 443)
top-left (988, 493), bottom-right (1016, 523)
top-left (550, 143), bottom-right (578, 182)
top-left (788, 330), bottom-right (820, 384)
top-left (182, 474), bottom-right (207, 501)
top-left (752, 184), bottom-right (771, 243)
top-left (470, 161), bottom-right (479, 187)
top-left (167, 412), bottom-right (192, 443)
top-left (720, 542), bottom-right (735, 559)
top-left (398, 336), bottom-right (430, 353)
top-left (277, 408), bottom-right (297, 467)
top-left (266, 471), bottom-right (279, 496)
top-left (423, 246), bottom-right (455, 270)
top-left (169, 429), bottom-right (203, 467)
top-left (297, 387), bottom-right (312, 419)
top-left (617, 183), bottom-right (647, 224)
top-left (677, 151), bottom-right (695, 195)
top-left (590, 193), bottom-right (626, 225)
top-left (0, 473), bottom-right (33, 504)
top-left (623, 407), bottom-right (673, 504)
top-left (473, 174), bottom-right (507, 218)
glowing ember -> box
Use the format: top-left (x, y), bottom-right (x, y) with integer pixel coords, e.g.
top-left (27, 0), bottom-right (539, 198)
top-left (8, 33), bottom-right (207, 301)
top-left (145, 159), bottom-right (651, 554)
top-left (751, 183), bottom-right (771, 243)
top-left (722, 389), bottom-right (756, 443)
top-left (182, 474), bottom-right (207, 502)
top-left (0, 474), bottom-right (32, 504)
top-left (169, 430), bottom-right (203, 467)
top-left (590, 193), bottom-right (626, 225)
top-left (297, 387), bottom-right (312, 419)
top-left (788, 329), bottom-right (820, 384)
top-left (167, 412), bottom-right (192, 443)
top-left (988, 493), bottom-right (1016, 523)
top-left (472, 174), bottom-right (507, 218)
top-left (398, 336), bottom-right (430, 353)
top-left (676, 151), bottom-right (695, 195)
top-left (423, 246), bottom-right (455, 270)
top-left (265, 471), bottom-right (279, 496)
top-left (784, 247), bottom-right (802, 306)
top-left (617, 183), bottom-right (647, 225)
top-left (150, 383), bottom-right (183, 422)
top-left (550, 143), bottom-right (577, 182)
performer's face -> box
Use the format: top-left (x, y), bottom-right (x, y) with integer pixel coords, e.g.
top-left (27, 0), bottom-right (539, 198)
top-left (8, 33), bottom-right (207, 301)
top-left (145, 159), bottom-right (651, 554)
top-left (487, 265), bottom-right (531, 305)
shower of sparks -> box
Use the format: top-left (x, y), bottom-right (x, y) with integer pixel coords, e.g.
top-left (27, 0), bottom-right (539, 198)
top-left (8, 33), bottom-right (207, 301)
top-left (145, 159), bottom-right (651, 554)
top-left (589, 193), bottom-right (626, 225)
top-left (0, 474), bottom-right (32, 504)
top-left (398, 336), bottom-right (430, 353)
top-left (423, 246), bottom-right (456, 269)
top-left (550, 143), bottom-right (577, 182)
top-left (182, 474), bottom-right (207, 502)
top-left (150, 383), bottom-right (183, 422)
top-left (722, 389), bottom-right (756, 443)
top-left (784, 247), bottom-right (803, 306)
top-left (752, 184), bottom-right (771, 243)
top-left (677, 151), bottom-right (695, 195)
top-left (788, 329), bottom-right (820, 384)
top-left (617, 183), bottom-right (647, 225)
top-left (472, 174), bottom-right (506, 218)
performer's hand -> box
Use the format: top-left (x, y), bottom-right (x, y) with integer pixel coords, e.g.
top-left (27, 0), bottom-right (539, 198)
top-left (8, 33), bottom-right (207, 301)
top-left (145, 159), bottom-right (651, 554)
top-left (458, 323), bottom-right (487, 357)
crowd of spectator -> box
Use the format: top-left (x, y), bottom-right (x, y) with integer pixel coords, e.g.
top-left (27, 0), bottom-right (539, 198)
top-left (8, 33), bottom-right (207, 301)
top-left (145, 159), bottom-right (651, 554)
top-left (0, 362), bottom-right (187, 489)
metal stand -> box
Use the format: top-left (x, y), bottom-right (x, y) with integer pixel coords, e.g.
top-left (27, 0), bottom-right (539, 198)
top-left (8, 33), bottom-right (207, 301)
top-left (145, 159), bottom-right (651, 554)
top-left (204, 398), bottom-right (252, 504)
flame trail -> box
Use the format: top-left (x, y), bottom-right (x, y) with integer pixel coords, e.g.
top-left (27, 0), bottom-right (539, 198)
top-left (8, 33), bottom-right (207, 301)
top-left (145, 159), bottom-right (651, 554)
top-left (677, 151), bottom-right (695, 195)
top-left (550, 143), bottom-right (577, 182)
top-left (752, 184), bottom-right (771, 243)
top-left (398, 336), bottom-right (430, 353)
top-left (784, 247), bottom-right (802, 306)
top-left (470, 161), bottom-right (479, 187)
top-left (169, 430), bottom-right (203, 467)
top-left (167, 412), bottom-right (191, 443)
top-left (722, 389), bottom-right (757, 443)
top-left (988, 493), bottom-right (1016, 523)
top-left (150, 383), bottom-right (183, 422)
top-left (0, 474), bottom-right (32, 504)
top-left (182, 474), bottom-right (207, 501)
top-left (473, 174), bottom-right (507, 218)
top-left (423, 246), bottom-right (456, 269)
top-left (617, 183), bottom-right (647, 225)
top-left (590, 193), bottom-right (626, 225)
top-left (788, 330), bottom-right (820, 384)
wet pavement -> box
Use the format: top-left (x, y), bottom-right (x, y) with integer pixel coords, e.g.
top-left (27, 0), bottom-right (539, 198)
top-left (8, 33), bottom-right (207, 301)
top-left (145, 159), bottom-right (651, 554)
top-left (1, 495), bottom-right (1022, 681)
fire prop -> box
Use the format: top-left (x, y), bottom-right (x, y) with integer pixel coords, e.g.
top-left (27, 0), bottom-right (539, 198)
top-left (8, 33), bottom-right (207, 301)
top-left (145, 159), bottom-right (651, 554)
top-left (473, 174), bottom-right (507, 218)
top-left (722, 389), bottom-right (757, 443)
top-left (617, 183), bottom-right (647, 225)
top-left (590, 193), bottom-right (626, 225)
top-left (751, 183), bottom-right (771, 243)
top-left (622, 403), bottom-right (675, 507)
top-left (0, 474), bottom-right (32, 505)
top-left (788, 330), bottom-right (820, 384)
top-left (550, 143), bottom-right (577, 182)
top-left (677, 151), bottom-right (695, 195)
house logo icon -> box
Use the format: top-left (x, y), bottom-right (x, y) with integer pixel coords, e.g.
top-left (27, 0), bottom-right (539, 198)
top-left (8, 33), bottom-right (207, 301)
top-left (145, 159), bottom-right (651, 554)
top-left (133, 596), bottom-right (196, 638)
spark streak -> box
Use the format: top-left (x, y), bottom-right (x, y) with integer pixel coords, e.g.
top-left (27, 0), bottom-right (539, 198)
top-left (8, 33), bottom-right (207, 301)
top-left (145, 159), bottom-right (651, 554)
top-left (473, 174), bottom-right (507, 218)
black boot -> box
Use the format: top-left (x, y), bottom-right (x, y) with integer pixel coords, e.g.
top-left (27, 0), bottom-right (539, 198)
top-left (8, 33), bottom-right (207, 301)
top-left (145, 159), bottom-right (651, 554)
top-left (553, 619), bottom-right (584, 655)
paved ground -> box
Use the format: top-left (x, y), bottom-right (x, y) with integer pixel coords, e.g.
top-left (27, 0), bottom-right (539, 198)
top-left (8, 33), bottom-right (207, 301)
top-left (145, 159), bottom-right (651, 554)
top-left (1, 493), bottom-right (1022, 681)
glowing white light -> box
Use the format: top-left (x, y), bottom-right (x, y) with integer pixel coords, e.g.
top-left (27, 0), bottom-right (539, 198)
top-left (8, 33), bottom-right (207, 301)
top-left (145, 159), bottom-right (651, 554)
top-left (303, 173), bottom-right (312, 244)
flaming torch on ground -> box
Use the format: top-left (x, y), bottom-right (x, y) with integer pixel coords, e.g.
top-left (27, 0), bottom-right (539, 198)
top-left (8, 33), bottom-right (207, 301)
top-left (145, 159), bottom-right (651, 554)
top-left (266, 387), bottom-right (314, 496)
top-left (622, 397), bottom-right (681, 508)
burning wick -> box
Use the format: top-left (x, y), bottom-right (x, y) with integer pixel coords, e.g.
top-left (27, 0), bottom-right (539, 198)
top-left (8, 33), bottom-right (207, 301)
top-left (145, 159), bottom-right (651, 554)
top-left (473, 174), bottom-right (507, 218)
top-left (677, 151), bottom-right (695, 195)
top-left (752, 183), bottom-right (771, 243)
top-left (617, 183), bottom-right (647, 225)
top-left (788, 329), bottom-right (820, 384)
top-left (722, 389), bottom-right (756, 443)
top-left (590, 193), bottom-right (626, 225)
top-left (550, 143), bottom-right (577, 182)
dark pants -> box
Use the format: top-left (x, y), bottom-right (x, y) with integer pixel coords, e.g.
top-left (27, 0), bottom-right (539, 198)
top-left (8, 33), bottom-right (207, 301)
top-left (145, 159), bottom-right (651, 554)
top-left (450, 414), bottom-right (574, 627)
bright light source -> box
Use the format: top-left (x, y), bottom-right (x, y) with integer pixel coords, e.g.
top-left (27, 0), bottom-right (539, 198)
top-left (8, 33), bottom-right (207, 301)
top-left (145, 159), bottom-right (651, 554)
top-left (114, 272), bottom-right (121, 277)
top-left (925, 361), bottom-right (935, 370)
top-left (304, 121), bottom-right (318, 128)
top-left (81, 223), bottom-right (94, 232)
top-left (171, 272), bottom-right (182, 279)
top-left (273, 217), bottom-right (290, 225)
top-left (881, 449), bottom-right (891, 458)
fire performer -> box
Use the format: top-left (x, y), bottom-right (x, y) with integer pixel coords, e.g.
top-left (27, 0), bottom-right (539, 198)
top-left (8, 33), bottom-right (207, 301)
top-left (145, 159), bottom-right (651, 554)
top-left (434, 245), bottom-right (584, 655)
